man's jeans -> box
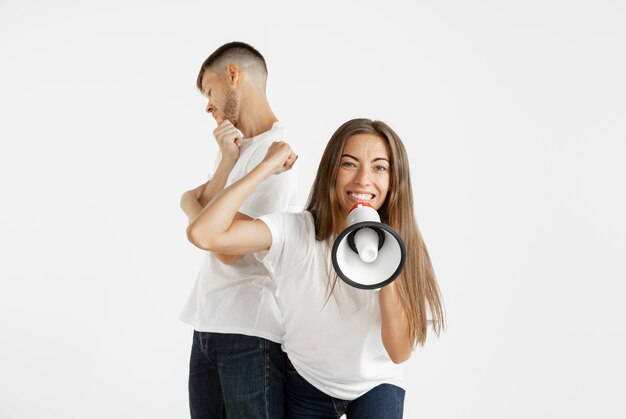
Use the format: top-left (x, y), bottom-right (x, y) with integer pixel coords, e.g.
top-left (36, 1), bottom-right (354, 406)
top-left (285, 357), bottom-right (405, 419)
top-left (189, 331), bottom-right (285, 419)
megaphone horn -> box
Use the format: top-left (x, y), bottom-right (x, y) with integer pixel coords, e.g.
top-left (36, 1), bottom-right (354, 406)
top-left (331, 203), bottom-right (407, 290)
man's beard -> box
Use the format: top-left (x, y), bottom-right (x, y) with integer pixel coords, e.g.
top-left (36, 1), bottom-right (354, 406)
top-left (222, 88), bottom-right (239, 126)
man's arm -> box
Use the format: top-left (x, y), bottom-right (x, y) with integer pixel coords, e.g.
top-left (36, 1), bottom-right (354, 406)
top-left (187, 141), bottom-right (297, 254)
top-left (180, 120), bottom-right (245, 265)
top-left (180, 183), bottom-right (205, 224)
top-left (180, 154), bottom-right (237, 223)
top-left (180, 174), bottom-right (249, 265)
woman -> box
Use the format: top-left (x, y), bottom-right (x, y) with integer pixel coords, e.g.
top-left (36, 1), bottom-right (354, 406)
top-left (187, 118), bottom-right (445, 418)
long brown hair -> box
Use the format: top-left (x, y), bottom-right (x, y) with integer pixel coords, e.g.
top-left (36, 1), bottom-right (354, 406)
top-left (306, 118), bottom-right (445, 346)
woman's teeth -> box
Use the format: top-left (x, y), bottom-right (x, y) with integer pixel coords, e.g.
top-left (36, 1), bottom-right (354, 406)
top-left (348, 192), bottom-right (374, 201)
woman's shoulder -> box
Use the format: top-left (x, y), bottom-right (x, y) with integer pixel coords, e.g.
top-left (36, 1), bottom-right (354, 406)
top-left (259, 211), bottom-right (317, 267)
top-left (264, 210), bottom-right (314, 233)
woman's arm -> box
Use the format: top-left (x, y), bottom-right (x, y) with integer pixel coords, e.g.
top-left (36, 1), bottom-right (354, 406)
top-left (180, 178), bottom-right (246, 265)
top-left (187, 141), bottom-right (297, 255)
top-left (379, 282), bottom-right (413, 363)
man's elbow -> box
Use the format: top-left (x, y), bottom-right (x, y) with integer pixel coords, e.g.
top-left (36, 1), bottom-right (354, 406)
top-left (180, 190), bottom-right (194, 210)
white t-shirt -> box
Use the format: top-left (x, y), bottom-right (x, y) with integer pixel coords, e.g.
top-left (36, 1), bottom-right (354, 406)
top-left (179, 122), bottom-right (301, 343)
top-left (257, 211), bottom-right (405, 400)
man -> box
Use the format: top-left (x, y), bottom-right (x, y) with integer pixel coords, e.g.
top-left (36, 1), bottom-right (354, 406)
top-left (179, 42), bottom-right (300, 419)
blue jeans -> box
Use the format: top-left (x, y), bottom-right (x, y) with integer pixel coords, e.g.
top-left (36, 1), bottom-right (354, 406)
top-left (188, 331), bottom-right (285, 419)
top-left (285, 357), bottom-right (405, 419)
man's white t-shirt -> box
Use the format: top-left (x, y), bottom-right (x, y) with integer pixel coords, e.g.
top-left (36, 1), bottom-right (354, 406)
top-left (257, 211), bottom-right (405, 400)
top-left (180, 122), bottom-right (300, 343)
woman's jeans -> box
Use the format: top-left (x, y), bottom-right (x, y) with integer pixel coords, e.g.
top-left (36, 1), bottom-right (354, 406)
top-left (188, 331), bottom-right (285, 419)
top-left (285, 357), bottom-right (405, 419)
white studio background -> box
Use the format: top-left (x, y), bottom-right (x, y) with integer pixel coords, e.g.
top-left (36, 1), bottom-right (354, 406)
top-left (1, 1), bottom-right (625, 418)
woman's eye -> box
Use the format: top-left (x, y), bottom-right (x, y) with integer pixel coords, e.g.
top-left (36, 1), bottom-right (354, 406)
top-left (342, 162), bottom-right (356, 168)
top-left (374, 165), bottom-right (388, 171)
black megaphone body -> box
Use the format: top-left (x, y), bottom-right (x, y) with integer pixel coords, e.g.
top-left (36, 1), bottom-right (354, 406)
top-left (331, 203), bottom-right (406, 290)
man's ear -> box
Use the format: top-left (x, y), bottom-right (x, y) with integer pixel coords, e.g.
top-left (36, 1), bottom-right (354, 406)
top-left (226, 64), bottom-right (240, 86)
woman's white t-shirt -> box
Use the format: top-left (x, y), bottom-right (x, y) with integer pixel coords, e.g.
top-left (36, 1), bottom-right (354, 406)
top-left (257, 211), bottom-right (404, 400)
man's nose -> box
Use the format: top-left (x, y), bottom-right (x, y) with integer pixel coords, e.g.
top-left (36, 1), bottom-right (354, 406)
top-left (205, 101), bottom-right (214, 113)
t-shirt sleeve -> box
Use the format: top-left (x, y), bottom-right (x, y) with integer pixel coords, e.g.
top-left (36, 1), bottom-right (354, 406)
top-left (255, 212), bottom-right (311, 278)
top-left (238, 141), bottom-right (301, 218)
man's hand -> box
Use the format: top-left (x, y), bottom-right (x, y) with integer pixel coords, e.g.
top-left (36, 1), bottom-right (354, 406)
top-left (213, 120), bottom-right (243, 164)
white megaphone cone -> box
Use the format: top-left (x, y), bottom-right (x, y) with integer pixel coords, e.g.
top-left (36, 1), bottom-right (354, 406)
top-left (331, 203), bottom-right (407, 290)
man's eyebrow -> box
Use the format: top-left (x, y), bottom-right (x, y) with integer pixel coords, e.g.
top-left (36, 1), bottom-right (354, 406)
top-left (341, 154), bottom-right (390, 163)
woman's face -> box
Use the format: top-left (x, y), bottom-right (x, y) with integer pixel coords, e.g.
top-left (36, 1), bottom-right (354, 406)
top-left (335, 133), bottom-right (391, 215)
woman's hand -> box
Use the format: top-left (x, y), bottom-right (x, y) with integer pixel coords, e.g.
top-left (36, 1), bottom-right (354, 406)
top-left (261, 141), bottom-right (298, 175)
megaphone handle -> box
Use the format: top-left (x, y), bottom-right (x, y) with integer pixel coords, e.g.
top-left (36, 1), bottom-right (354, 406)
top-left (346, 226), bottom-right (385, 254)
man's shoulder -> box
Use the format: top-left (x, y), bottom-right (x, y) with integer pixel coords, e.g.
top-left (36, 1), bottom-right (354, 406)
top-left (248, 123), bottom-right (286, 149)
top-left (240, 124), bottom-right (295, 177)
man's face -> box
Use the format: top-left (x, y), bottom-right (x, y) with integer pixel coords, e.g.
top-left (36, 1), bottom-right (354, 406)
top-left (200, 70), bottom-right (240, 125)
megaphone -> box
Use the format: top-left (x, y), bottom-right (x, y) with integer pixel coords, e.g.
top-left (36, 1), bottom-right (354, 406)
top-left (331, 203), bottom-right (406, 290)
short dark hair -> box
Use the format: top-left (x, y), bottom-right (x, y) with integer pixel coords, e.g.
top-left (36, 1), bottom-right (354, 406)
top-left (196, 42), bottom-right (268, 90)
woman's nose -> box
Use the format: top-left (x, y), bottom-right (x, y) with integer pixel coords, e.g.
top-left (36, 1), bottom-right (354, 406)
top-left (354, 168), bottom-right (371, 185)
